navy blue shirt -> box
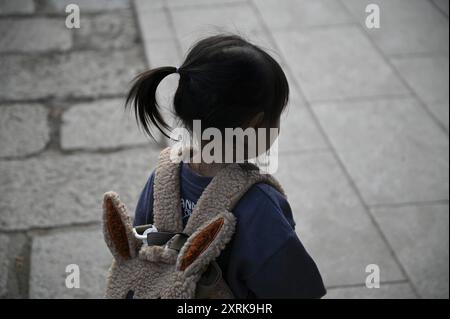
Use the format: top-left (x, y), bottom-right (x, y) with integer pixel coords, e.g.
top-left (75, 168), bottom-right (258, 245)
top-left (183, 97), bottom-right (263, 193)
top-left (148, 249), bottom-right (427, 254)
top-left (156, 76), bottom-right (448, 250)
top-left (134, 163), bottom-right (326, 298)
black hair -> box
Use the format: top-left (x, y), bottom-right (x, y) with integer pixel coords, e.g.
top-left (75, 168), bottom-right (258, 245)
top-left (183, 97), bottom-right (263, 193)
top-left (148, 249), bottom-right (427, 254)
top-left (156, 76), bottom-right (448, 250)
top-left (126, 34), bottom-right (289, 139)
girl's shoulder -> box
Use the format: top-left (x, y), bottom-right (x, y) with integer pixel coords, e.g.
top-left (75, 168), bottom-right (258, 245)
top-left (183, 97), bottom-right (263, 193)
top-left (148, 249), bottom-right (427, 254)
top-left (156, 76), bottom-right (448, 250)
top-left (233, 182), bottom-right (296, 230)
top-left (136, 168), bottom-right (295, 231)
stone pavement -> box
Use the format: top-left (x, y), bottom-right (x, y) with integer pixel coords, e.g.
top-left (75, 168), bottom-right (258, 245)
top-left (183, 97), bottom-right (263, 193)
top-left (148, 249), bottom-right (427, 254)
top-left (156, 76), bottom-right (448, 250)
top-left (0, 0), bottom-right (448, 299)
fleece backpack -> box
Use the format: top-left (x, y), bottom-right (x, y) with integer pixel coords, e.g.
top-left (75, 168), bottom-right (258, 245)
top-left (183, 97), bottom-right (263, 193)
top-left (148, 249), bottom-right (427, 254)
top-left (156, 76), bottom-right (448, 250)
top-left (102, 147), bottom-right (285, 299)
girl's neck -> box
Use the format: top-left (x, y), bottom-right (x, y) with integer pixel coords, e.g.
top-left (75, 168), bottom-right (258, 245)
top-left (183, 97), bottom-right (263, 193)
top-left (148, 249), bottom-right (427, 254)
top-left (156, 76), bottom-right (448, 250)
top-left (187, 162), bottom-right (228, 177)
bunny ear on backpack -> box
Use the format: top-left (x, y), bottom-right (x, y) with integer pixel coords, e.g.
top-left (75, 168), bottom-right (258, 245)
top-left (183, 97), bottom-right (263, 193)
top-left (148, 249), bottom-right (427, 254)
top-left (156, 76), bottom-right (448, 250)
top-left (103, 191), bottom-right (140, 262)
top-left (176, 211), bottom-right (236, 276)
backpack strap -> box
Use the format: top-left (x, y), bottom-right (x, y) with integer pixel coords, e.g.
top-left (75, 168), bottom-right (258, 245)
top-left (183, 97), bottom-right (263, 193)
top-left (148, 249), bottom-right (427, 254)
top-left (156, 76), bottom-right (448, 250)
top-left (172, 161), bottom-right (285, 295)
top-left (152, 147), bottom-right (184, 233)
top-left (183, 162), bottom-right (286, 235)
top-left (152, 146), bottom-right (286, 235)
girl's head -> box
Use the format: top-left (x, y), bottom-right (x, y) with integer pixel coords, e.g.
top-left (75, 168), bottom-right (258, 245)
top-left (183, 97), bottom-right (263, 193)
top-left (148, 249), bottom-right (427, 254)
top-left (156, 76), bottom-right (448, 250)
top-left (127, 35), bottom-right (289, 135)
top-left (127, 34), bottom-right (289, 155)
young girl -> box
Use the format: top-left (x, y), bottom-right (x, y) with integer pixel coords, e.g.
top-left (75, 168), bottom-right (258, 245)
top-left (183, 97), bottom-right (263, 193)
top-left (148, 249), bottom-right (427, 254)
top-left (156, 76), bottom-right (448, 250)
top-left (127, 34), bottom-right (325, 298)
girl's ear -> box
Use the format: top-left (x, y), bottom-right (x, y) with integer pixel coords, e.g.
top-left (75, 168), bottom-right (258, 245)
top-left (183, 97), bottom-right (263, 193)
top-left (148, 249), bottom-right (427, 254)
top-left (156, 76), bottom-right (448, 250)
top-left (246, 112), bottom-right (265, 128)
top-left (103, 192), bottom-right (139, 262)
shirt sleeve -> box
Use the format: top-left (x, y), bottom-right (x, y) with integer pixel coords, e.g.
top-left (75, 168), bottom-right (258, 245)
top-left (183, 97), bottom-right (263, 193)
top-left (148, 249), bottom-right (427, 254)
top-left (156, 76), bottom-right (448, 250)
top-left (222, 183), bottom-right (326, 299)
top-left (244, 232), bottom-right (326, 298)
top-left (133, 171), bottom-right (155, 226)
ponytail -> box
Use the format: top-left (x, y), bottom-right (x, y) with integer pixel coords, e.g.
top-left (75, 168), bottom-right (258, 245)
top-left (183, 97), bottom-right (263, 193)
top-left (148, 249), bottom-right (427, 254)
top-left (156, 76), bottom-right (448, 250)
top-left (126, 66), bottom-right (177, 139)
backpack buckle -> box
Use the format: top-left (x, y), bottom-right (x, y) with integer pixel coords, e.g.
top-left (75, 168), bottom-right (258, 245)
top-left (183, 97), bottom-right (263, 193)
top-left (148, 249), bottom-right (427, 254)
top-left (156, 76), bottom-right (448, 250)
top-left (132, 224), bottom-right (158, 245)
top-left (165, 233), bottom-right (189, 252)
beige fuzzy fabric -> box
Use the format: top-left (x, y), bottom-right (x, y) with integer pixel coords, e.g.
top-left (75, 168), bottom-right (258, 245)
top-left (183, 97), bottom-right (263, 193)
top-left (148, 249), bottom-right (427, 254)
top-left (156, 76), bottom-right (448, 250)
top-left (103, 147), bottom-right (285, 299)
